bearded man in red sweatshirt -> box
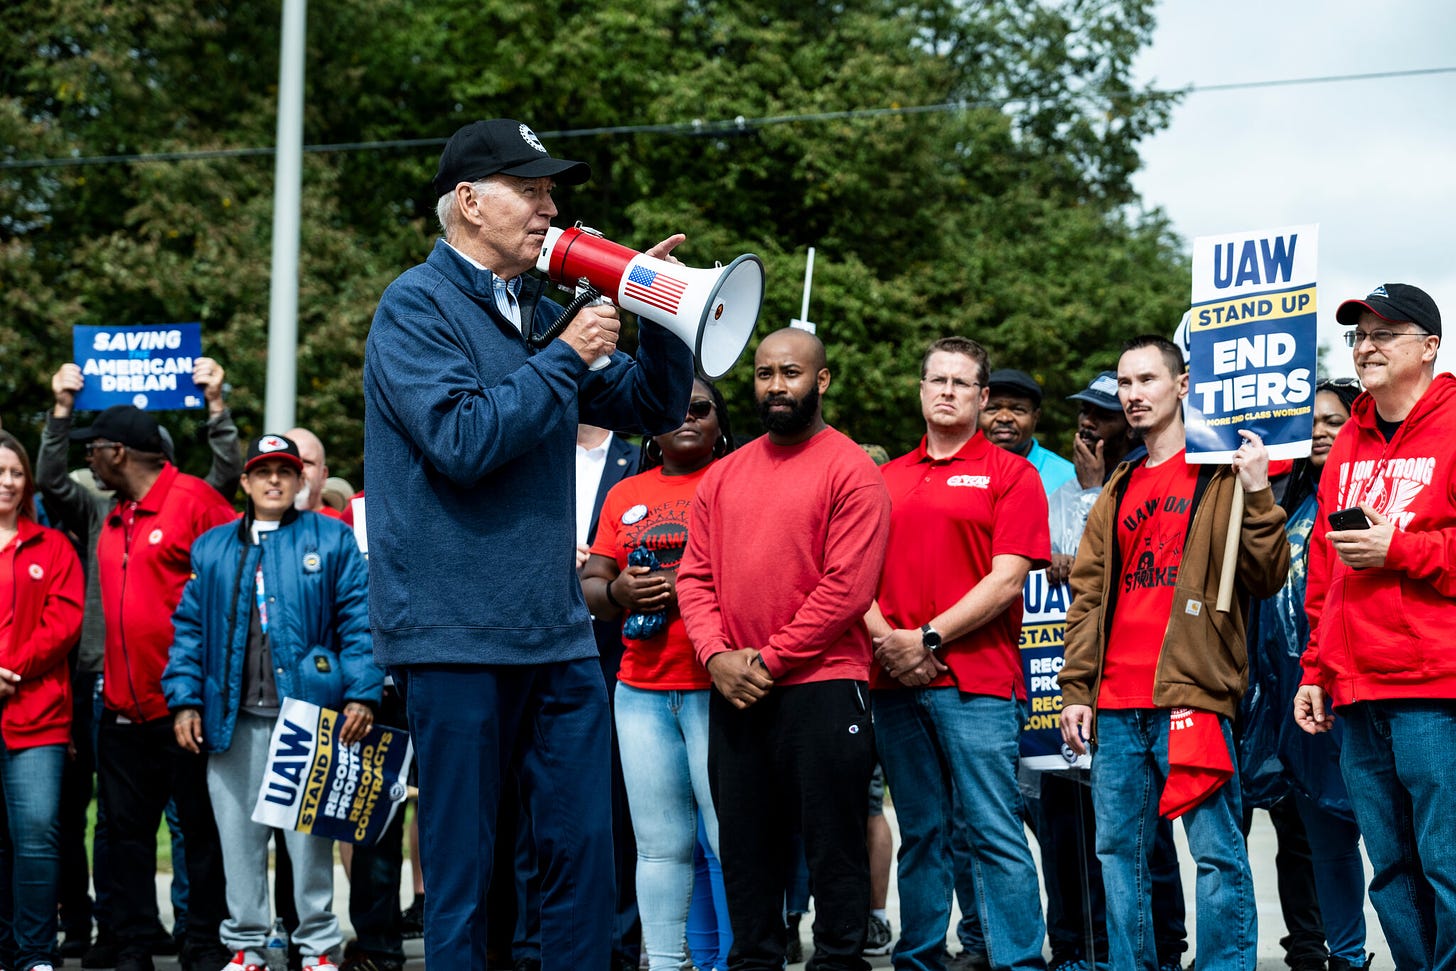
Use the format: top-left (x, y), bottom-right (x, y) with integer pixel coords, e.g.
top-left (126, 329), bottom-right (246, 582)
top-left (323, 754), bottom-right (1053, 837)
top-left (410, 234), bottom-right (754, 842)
top-left (1295, 283), bottom-right (1455, 971)
top-left (678, 327), bottom-right (891, 971)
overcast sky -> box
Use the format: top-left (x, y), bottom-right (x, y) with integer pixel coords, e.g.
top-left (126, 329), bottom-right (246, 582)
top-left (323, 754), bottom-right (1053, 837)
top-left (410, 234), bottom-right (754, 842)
top-left (1132, 0), bottom-right (1456, 379)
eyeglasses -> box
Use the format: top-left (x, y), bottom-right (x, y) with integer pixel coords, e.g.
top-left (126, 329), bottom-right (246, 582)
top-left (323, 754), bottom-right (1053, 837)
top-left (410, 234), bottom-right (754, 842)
top-left (920, 376), bottom-right (981, 392)
top-left (686, 399), bottom-right (715, 419)
top-left (85, 442), bottom-right (120, 456)
top-left (1343, 328), bottom-right (1429, 348)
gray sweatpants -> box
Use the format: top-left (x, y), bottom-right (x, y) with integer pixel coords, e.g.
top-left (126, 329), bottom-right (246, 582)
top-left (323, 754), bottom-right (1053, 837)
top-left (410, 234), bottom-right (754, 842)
top-left (207, 711), bottom-right (342, 960)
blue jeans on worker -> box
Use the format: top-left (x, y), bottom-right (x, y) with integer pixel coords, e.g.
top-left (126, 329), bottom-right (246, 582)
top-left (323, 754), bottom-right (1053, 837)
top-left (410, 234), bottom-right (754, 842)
top-left (1338, 700), bottom-right (1456, 971)
top-left (614, 684), bottom-right (720, 971)
top-left (686, 814), bottom-right (732, 971)
top-left (1289, 789), bottom-right (1366, 965)
top-left (0, 743), bottom-right (66, 971)
top-left (1091, 708), bottom-right (1254, 971)
top-left (874, 689), bottom-right (1047, 971)
top-left (401, 660), bottom-right (614, 971)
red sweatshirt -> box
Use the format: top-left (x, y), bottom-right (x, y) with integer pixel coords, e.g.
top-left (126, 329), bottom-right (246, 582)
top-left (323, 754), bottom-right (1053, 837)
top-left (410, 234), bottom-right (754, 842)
top-left (1303, 373), bottom-right (1456, 706)
top-left (0, 518), bottom-right (84, 748)
top-left (98, 464), bottom-right (236, 722)
top-left (677, 427), bottom-right (891, 685)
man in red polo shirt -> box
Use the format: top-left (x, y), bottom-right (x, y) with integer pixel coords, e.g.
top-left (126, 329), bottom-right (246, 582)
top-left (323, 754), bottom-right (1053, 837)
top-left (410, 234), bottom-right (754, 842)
top-left (867, 336), bottom-right (1050, 971)
top-left (72, 404), bottom-right (237, 971)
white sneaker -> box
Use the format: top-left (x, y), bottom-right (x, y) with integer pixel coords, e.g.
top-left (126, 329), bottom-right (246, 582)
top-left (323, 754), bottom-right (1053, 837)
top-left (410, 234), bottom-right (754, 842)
top-left (223, 951), bottom-right (264, 971)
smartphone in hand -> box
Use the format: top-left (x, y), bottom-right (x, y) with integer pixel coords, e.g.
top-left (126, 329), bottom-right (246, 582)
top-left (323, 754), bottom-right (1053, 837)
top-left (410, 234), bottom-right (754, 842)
top-left (1327, 506), bottom-right (1371, 531)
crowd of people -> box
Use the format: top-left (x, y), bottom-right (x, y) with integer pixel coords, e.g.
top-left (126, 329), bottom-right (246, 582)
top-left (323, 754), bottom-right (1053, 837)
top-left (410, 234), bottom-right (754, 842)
top-left (2, 115), bottom-right (1453, 971)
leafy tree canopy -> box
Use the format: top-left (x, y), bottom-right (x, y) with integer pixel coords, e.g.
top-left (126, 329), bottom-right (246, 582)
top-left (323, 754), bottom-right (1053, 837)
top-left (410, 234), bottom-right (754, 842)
top-left (2, 0), bottom-right (1189, 485)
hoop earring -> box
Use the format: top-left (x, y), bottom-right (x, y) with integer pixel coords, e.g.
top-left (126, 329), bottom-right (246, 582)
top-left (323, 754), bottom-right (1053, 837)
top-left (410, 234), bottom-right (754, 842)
top-left (713, 434), bottom-right (729, 457)
top-left (645, 439), bottom-right (663, 463)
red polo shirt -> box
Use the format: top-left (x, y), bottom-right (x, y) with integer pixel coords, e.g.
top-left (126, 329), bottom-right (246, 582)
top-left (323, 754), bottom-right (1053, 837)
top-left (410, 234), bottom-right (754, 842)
top-left (872, 432), bottom-right (1050, 696)
top-left (97, 463), bottom-right (237, 722)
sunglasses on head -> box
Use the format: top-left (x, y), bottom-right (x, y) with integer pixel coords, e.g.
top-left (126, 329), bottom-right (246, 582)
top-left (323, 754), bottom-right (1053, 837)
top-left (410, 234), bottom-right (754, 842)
top-left (687, 399), bottom-right (715, 419)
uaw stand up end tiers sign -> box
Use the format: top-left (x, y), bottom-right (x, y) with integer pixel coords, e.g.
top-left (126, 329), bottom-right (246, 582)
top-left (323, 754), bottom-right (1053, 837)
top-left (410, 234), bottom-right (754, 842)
top-left (1186, 224), bottom-right (1318, 464)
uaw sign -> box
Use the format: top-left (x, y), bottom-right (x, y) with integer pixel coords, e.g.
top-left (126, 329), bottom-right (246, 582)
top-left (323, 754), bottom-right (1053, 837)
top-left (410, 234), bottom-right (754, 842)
top-left (73, 323), bottom-right (204, 411)
top-left (1019, 569), bottom-right (1088, 771)
top-left (252, 699), bottom-right (413, 846)
top-left (1185, 225), bottom-right (1318, 463)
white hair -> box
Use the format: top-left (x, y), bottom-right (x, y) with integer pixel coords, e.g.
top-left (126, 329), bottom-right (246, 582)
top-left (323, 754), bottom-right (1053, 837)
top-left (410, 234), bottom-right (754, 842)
top-left (436, 176), bottom-right (501, 240)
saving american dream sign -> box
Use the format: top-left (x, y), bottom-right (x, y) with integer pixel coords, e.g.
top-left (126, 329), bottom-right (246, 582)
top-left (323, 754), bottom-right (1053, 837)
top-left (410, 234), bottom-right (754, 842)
top-left (73, 322), bottom-right (205, 412)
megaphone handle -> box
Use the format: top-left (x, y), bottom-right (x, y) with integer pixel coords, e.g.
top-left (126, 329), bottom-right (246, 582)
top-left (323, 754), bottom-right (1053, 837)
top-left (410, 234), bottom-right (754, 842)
top-left (584, 286), bottom-right (613, 371)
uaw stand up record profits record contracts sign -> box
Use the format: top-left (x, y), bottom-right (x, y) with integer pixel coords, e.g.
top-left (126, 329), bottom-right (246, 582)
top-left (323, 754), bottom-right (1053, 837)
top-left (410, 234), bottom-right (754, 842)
top-left (252, 699), bottom-right (414, 846)
top-left (1186, 225), bottom-right (1317, 463)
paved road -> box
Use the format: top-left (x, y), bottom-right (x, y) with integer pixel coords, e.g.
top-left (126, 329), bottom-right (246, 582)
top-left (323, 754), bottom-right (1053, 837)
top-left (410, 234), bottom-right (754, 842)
top-left (121, 804), bottom-right (1381, 971)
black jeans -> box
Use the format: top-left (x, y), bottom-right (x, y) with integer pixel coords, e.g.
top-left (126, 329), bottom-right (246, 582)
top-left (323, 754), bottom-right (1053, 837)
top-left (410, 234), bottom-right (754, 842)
top-left (349, 684), bottom-right (409, 961)
top-left (708, 681), bottom-right (875, 971)
top-left (59, 665), bottom-right (97, 939)
top-left (97, 711), bottom-right (227, 960)
top-left (1241, 797), bottom-right (1326, 966)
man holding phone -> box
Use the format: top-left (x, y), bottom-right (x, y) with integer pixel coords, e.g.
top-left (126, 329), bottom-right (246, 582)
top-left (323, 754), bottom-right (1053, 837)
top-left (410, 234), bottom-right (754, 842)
top-left (1295, 284), bottom-right (1456, 969)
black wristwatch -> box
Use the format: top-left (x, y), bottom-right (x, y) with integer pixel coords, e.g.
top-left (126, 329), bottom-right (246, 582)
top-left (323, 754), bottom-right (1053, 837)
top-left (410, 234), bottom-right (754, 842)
top-left (920, 623), bottom-right (942, 652)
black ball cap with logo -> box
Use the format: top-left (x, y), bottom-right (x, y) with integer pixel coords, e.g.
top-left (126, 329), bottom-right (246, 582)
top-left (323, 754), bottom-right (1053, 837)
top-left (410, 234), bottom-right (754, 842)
top-left (431, 119), bottom-right (591, 197)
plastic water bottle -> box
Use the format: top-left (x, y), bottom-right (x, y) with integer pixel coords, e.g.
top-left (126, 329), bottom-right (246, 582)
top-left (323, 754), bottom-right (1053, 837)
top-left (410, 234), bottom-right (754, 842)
top-left (264, 918), bottom-right (289, 971)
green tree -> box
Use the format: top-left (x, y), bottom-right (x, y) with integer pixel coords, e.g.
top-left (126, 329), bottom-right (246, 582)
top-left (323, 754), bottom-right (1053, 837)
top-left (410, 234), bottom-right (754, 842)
top-left (2, 0), bottom-right (1189, 483)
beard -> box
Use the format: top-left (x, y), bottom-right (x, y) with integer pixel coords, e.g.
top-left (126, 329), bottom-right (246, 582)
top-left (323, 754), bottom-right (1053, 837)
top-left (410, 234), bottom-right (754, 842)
top-left (758, 383), bottom-right (820, 436)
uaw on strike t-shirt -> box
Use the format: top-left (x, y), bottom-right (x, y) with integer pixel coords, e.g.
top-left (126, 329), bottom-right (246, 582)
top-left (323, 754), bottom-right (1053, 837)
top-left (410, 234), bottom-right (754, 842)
top-left (591, 465), bottom-right (712, 690)
top-left (1100, 451), bottom-right (1198, 709)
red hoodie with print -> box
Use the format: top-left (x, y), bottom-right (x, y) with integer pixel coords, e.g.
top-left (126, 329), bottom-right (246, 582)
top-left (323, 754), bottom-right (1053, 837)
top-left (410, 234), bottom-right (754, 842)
top-left (1302, 372), bottom-right (1456, 706)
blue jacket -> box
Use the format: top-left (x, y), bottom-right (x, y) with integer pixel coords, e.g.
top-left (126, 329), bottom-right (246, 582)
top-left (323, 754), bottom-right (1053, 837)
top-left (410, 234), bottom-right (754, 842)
top-left (162, 510), bottom-right (381, 753)
top-left (363, 240), bottom-right (694, 668)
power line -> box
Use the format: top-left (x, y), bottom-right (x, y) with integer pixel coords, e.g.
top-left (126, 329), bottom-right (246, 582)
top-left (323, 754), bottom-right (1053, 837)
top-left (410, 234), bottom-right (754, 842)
top-left (3, 65), bottom-right (1453, 172)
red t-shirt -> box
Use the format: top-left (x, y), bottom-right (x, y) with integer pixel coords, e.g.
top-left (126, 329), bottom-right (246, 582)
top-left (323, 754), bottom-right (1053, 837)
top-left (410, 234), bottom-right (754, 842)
top-left (591, 465), bottom-right (712, 690)
top-left (872, 433), bottom-right (1050, 696)
top-left (1100, 452), bottom-right (1198, 709)
top-left (677, 428), bottom-right (892, 685)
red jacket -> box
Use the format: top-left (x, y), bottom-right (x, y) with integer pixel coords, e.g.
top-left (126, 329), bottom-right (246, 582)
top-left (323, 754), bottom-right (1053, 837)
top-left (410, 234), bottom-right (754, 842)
top-left (1303, 373), bottom-right (1456, 706)
top-left (0, 518), bottom-right (84, 748)
top-left (98, 464), bottom-right (236, 723)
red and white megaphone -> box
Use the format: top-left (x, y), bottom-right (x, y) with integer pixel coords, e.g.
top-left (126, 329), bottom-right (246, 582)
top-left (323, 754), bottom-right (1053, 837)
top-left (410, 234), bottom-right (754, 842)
top-left (536, 224), bottom-right (764, 380)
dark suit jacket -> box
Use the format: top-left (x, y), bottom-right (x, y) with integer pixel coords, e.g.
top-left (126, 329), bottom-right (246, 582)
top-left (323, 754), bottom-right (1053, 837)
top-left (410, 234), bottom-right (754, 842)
top-left (585, 433), bottom-right (640, 681)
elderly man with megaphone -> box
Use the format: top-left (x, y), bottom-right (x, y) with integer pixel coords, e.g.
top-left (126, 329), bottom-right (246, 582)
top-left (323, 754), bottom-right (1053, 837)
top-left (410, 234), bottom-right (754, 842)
top-left (363, 118), bottom-right (720, 971)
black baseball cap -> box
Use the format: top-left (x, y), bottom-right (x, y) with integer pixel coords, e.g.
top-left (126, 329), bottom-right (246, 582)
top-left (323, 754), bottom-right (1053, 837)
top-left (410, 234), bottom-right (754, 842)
top-left (431, 119), bottom-right (590, 197)
top-left (986, 368), bottom-right (1043, 406)
top-left (244, 434), bottom-right (304, 474)
top-left (1336, 283), bottom-right (1441, 338)
top-left (69, 404), bottom-right (164, 453)
top-left (1067, 370), bottom-right (1121, 412)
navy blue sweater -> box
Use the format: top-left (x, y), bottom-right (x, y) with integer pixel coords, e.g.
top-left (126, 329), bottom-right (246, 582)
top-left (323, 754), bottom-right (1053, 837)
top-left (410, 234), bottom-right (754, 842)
top-left (363, 240), bottom-right (694, 667)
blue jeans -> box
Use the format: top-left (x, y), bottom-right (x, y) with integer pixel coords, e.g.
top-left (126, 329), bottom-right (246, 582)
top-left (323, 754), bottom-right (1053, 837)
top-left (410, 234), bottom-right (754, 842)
top-left (0, 743), bottom-right (66, 971)
top-left (1338, 700), bottom-right (1456, 971)
top-left (686, 811), bottom-right (732, 971)
top-left (1091, 709), bottom-right (1254, 971)
top-left (402, 661), bottom-right (614, 971)
top-left (614, 684), bottom-right (719, 971)
top-left (874, 689), bottom-right (1046, 971)
top-left (1290, 789), bottom-right (1366, 964)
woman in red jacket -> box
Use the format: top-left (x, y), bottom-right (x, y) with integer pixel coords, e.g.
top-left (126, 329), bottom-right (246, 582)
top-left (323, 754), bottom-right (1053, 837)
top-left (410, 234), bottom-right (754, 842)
top-left (0, 431), bottom-right (84, 971)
